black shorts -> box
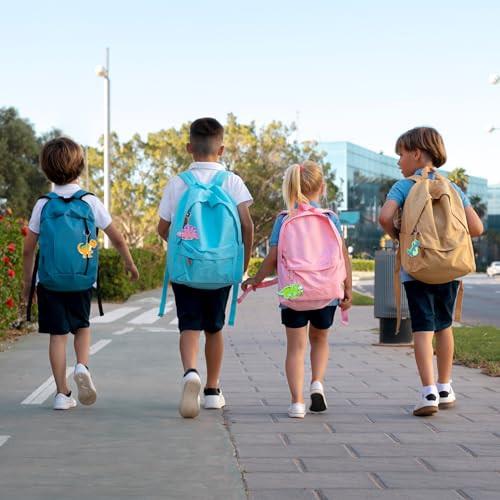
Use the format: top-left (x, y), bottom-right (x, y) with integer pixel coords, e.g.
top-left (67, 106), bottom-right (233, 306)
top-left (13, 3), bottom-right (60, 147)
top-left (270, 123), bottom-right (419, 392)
top-left (281, 305), bottom-right (336, 329)
top-left (403, 280), bottom-right (459, 333)
top-left (37, 285), bottom-right (92, 335)
top-left (172, 283), bottom-right (231, 334)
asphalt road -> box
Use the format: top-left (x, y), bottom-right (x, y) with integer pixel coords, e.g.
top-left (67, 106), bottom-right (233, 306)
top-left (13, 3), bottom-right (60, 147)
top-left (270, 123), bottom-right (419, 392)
top-left (354, 274), bottom-right (500, 327)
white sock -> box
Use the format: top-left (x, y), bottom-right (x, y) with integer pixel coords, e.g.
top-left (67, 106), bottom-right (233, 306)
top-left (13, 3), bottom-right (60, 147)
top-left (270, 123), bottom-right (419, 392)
top-left (437, 382), bottom-right (451, 393)
top-left (422, 385), bottom-right (438, 397)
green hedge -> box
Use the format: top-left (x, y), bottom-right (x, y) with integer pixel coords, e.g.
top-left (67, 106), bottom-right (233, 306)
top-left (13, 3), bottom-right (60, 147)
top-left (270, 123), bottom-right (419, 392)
top-left (351, 258), bottom-right (374, 272)
top-left (247, 257), bottom-right (264, 277)
top-left (98, 248), bottom-right (165, 301)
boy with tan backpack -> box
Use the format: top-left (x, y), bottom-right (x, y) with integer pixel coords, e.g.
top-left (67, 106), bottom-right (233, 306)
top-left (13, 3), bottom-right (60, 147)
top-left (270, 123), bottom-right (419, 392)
top-left (379, 127), bottom-right (483, 417)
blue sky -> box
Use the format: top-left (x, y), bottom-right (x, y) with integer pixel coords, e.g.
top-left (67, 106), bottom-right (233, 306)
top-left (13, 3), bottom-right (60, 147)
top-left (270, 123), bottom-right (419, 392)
top-left (3, 0), bottom-right (500, 184)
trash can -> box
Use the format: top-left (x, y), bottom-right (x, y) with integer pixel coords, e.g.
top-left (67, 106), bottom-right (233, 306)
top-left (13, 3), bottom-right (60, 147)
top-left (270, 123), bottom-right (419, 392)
top-left (374, 243), bottom-right (413, 344)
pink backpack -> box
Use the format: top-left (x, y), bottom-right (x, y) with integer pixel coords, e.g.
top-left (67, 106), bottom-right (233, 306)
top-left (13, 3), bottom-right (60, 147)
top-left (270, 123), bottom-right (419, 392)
top-left (276, 203), bottom-right (346, 311)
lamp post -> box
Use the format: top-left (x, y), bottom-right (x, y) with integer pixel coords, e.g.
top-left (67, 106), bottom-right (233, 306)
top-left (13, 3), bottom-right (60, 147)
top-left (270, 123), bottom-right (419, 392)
top-left (95, 48), bottom-right (111, 248)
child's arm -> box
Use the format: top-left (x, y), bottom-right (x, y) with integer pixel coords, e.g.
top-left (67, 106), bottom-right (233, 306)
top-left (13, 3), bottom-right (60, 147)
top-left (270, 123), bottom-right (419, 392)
top-left (341, 242), bottom-right (352, 311)
top-left (22, 230), bottom-right (39, 302)
top-left (157, 218), bottom-right (171, 242)
top-left (237, 202), bottom-right (254, 272)
top-left (464, 206), bottom-right (484, 237)
top-left (379, 200), bottom-right (400, 240)
top-left (103, 223), bottom-right (139, 280)
top-left (241, 247), bottom-right (277, 290)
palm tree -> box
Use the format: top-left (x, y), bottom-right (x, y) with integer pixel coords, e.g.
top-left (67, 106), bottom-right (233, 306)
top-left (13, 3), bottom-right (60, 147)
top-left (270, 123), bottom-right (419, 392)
top-left (448, 167), bottom-right (469, 192)
top-left (469, 195), bottom-right (487, 220)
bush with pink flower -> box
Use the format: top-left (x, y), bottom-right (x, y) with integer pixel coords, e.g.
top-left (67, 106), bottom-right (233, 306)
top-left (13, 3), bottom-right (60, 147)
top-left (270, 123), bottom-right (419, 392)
top-left (0, 210), bottom-right (26, 331)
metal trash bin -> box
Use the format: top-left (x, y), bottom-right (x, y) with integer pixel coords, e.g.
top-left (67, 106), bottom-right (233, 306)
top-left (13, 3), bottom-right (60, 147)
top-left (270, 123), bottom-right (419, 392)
top-left (374, 244), bottom-right (413, 344)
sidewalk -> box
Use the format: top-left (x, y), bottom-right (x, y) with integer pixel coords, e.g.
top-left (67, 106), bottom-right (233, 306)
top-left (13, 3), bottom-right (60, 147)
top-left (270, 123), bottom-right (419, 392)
top-left (225, 287), bottom-right (500, 499)
top-left (0, 287), bottom-right (498, 499)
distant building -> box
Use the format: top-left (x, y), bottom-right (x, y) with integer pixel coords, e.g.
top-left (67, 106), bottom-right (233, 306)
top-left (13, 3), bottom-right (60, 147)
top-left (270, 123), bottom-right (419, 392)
top-left (319, 141), bottom-right (489, 256)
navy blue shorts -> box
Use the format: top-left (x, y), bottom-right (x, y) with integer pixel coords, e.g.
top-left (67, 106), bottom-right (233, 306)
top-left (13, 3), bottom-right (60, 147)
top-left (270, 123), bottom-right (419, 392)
top-left (403, 280), bottom-right (459, 333)
top-left (172, 283), bottom-right (231, 334)
top-left (281, 305), bottom-right (336, 329)
top-left (37, 285), bottom-right (92, 335)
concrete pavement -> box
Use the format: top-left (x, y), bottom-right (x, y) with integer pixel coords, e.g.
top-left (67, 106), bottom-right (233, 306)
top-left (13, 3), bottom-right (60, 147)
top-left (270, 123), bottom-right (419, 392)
top-left (0, 287), bottom-right (499, 499)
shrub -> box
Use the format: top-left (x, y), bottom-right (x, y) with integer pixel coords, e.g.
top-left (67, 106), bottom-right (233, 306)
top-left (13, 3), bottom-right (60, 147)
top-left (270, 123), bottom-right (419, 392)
top-left (351, 258), bottom-right (374, 272)
top-left (98, 247), bottom-right (165, 301)
top-left (247, 257), bottom-right (264, 277)
top-left (0, 211), bottom-right (26, 330)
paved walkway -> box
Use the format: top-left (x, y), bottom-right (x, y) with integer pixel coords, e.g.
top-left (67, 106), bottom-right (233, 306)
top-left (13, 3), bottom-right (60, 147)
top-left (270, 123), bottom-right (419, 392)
top-left (0, 287), bottom-right (499, 499)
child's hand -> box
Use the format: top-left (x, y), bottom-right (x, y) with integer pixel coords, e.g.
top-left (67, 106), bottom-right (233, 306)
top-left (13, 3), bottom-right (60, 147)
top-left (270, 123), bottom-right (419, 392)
top-left (340, 288), bottom-right (352, 311)
top-left (241, 277), bottom-right (258, 291)
top-left (126, 263), bottom-right (140, 281)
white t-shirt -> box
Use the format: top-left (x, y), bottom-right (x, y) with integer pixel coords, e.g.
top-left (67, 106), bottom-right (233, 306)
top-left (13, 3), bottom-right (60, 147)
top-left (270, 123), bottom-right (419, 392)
top-left (158, 162), bottom-right (253, 222)
top-left (28, 183), bottom-right (112, 234)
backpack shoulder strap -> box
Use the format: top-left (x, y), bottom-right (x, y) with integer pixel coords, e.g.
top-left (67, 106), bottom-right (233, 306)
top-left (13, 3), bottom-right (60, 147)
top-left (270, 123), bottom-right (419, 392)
top-left (41, 192), bottom-right (59, 200)
top-left (179, 171), bottom-right (197, 187)
top-left (212, 170), bottom-right (229, 187)
top-left (71, 189), bottom-right (92, 200)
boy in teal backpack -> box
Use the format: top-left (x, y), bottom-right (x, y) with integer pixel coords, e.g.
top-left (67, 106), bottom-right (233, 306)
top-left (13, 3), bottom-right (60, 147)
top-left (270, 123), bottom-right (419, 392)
top-left (23, 137), bottom-right (139, 411)
top-left (158, 118), bottom-right (254, 418)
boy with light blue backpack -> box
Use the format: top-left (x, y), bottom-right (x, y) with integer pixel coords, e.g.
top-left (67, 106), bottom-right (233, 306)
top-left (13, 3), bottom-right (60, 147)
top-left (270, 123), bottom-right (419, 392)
top-left (158, 118), bottom-right (254, 418)
top-left (23, 137), bottom-right (139, 411)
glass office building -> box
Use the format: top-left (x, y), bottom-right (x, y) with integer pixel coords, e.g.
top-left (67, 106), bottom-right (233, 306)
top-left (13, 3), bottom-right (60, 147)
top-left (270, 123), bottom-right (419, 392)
top-left (488, 185), bottom-right (500, 231)
top-left (319, 141), bottom-right (489, 256)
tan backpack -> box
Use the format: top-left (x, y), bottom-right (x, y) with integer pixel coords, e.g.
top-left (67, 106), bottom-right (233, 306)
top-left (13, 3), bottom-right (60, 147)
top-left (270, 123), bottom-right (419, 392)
top-left (395, 167), bottom-right (475, 331)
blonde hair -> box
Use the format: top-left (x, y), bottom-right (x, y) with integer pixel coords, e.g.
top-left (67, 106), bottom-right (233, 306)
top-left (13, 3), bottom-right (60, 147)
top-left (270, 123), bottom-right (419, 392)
top-left (282, 160), bottom-right (324, 210)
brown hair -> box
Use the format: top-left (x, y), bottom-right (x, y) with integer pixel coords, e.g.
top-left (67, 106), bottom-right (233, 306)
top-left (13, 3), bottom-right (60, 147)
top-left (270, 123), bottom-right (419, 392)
top-left (282, 161), bottom-right (324, 210)
top-left (189, 117), bottom-right (224, 156)
top-left (395, 127), bottom-right (447, 167)
top-left (40, 137), bottom-right (85, 185)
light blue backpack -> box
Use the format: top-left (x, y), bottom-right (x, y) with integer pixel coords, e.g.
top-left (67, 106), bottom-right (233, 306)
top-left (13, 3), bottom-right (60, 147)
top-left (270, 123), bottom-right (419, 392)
top-left (27, 190), bottom-right (103, 320)
top-left (158, 170), bottom-right (244, 325)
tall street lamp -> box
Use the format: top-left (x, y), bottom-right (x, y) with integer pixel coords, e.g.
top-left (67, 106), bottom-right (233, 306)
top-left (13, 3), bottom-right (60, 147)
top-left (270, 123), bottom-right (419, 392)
top-left (95, 48), bottom-right (111, 248)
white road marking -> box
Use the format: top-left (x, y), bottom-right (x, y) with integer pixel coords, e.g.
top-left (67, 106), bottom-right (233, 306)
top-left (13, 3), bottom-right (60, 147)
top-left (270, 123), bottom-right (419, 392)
top-left (169, 317), bottom-right (178, 326)
top-left (0, 436), bottom-right (10, 447)
top-left (128, 306), bottom-right (167, 325)
top-left (91, 306), bottom-right (140, 324)
top-left (21, 367), bottom-right (73, 405)
top-left (22, 339), bottom-right (112, 405)
top-left (89, 339), bottom-right (112, 355)
top-left (112, 327), bottom-right (134, 336)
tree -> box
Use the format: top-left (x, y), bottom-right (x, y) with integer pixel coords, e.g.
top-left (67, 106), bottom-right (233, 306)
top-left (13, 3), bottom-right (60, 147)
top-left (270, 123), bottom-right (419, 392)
top-left (469, 195), bottom-right (487, 220)
top-left (0, 107), bottom-right (49, 216)
top-left (448, 167), bottom-right (469, 192)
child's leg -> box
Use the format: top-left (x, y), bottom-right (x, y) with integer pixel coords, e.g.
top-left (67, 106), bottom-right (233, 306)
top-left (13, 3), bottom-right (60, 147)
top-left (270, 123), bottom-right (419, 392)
top-left (285, 327), bottom-right (308, 404)
top-left (74, 327), bottom-right (91, 366)
top-left (435, 326), bottom-right (454, 383)
top-left (413, 332), bottom-right (435, 386)
top-left (205, 330), bottom-right (223, 388)
top-left (49, 334), bottom-right (69, 394)
top-left (179, 330), bottom-right (201, 371)
top-left (309, 326), bottom-right (329, 383)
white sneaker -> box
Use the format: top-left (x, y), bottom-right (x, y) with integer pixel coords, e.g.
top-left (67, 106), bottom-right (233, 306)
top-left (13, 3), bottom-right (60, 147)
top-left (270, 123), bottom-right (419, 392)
top-left (309, 381), bottom-right (328, 413)
top-left (204, 388), bottom-right (226, 409)
top-left (413, 392), bottom-right (439, 417)
top-left (73, 363), bottom-right (97, 406)
top-left (179, 371), bottom-right (201, 418)
top-left (288, 402), bottom-right (306, 419)
top-left (53, 392), bottom-right (77, 411)
top-left (438, 385), bottom-right (456, 409)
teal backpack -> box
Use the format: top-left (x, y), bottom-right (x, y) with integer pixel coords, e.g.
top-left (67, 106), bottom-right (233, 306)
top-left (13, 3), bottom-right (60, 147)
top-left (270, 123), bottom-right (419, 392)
top-left (158, 170), bottom-right (244, 325)
top-left (27, 190), bottom-right (103, 320)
